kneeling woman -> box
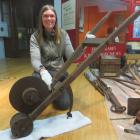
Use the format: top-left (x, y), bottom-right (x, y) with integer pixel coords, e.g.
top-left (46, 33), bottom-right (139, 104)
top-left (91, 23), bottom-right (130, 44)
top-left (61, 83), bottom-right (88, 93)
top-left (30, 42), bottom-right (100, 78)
top-left (30, 5), bottom-right (74, 110)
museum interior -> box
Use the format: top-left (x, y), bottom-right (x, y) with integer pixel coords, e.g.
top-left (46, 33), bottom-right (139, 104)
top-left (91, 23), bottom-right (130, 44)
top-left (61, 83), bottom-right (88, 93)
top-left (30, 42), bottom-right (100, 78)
top-left (0, 0), bottom-right (140, 140)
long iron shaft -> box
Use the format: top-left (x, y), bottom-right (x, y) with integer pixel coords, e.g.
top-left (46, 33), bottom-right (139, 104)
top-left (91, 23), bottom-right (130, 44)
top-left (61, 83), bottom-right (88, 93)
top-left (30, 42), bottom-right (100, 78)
top-left (53, 11), bottom-right (112, 83)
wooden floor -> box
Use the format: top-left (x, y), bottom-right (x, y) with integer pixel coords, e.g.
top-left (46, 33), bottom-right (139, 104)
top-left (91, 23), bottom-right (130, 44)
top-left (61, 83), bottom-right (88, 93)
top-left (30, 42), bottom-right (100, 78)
top-left (0, 57), bottom-right (117, 140)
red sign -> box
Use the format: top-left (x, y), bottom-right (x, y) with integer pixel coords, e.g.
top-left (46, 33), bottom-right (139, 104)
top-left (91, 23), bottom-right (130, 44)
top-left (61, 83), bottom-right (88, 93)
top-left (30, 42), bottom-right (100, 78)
top-left (75, 43), bottom-right (126, 63)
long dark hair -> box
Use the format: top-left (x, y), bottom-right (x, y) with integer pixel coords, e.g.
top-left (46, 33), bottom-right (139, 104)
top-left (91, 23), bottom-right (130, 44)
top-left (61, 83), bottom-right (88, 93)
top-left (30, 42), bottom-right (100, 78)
top-left (37, 5), bottom-right (61, 46)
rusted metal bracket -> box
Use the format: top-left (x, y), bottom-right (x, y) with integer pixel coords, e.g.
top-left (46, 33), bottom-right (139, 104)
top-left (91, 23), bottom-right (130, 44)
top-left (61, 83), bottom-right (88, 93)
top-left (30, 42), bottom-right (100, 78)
top-left (127, 98), bottom-right (140, 116)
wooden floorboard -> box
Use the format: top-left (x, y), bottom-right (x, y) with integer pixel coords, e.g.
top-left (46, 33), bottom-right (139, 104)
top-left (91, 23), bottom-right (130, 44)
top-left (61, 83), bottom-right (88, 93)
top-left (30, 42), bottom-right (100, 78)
top-left (0, 57), bottom-right (117, 140)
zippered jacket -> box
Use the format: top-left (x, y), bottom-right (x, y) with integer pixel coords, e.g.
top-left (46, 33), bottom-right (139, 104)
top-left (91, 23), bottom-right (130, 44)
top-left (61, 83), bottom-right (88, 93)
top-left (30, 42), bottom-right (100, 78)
top-left (30, 28), bottom-right (74, 72)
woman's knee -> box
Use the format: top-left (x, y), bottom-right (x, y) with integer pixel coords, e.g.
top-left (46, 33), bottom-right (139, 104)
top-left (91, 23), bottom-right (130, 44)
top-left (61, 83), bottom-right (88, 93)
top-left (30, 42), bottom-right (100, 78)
top-left (53, 86), bottom-right (73, 110)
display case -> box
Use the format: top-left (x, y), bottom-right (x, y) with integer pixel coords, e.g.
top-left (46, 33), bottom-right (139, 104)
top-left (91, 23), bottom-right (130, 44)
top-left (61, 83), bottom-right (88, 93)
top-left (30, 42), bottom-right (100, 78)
top-left (127, 0), bottom-right (140, 41)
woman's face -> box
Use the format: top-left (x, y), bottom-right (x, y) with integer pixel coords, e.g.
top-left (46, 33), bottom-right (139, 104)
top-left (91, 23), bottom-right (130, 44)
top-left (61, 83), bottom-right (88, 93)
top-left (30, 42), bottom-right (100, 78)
top-left (42, 9), bottom-right (56, 32)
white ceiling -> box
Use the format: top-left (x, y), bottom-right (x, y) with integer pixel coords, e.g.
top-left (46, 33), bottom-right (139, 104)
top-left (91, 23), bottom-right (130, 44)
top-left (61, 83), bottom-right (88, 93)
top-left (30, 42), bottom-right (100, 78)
top-left (82, 0), bottom-right (129, 12)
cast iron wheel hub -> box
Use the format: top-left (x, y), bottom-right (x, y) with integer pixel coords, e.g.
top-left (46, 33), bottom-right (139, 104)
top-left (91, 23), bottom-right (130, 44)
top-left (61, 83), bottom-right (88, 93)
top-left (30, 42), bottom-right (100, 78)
top-left (9, 76), bottom-right (50, 114)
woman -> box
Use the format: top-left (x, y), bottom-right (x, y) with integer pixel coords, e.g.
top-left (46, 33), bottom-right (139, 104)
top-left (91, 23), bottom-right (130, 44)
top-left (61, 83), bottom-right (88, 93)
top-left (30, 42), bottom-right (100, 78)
top-left (30, 5), bottom-right (74, 110)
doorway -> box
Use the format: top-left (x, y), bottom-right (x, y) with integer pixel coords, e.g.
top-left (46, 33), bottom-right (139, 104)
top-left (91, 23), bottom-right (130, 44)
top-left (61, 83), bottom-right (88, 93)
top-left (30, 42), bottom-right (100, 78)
top-left (5, 0), bottom-right (54, 58)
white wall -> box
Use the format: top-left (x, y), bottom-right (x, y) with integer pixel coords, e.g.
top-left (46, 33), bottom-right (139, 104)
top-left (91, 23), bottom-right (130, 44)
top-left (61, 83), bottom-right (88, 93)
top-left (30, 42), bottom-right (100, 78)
top-left (54, 0), bottom-right (61, 27)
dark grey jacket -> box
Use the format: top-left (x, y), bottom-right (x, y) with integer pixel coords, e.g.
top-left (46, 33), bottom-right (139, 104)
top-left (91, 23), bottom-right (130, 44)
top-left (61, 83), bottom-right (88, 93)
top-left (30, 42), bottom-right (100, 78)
top-left (30, 29), bottom-right (74, 72)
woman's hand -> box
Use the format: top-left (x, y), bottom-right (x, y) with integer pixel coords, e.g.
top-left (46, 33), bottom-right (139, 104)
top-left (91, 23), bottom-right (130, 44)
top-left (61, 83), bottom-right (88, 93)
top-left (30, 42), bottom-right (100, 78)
top-left (40, 69), bottom-right (52, 91)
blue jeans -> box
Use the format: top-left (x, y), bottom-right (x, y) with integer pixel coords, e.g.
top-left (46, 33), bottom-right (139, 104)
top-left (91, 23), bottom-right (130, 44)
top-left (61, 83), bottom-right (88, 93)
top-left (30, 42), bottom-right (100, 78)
top-left (32, 71), bottom-right (73, 110)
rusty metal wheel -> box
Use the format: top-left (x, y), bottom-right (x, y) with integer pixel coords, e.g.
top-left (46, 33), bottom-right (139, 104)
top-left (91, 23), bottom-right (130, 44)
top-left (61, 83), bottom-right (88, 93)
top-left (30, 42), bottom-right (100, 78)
top-left (10, 113), bottom-right (33, 138)
top-left (9, 76), bottom-right (50, 114)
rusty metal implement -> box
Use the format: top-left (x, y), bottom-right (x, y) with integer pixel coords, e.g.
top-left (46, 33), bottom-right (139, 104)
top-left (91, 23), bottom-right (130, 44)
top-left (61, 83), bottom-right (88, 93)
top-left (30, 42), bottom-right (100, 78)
top-left (10, 11), bottom-right (140, 138)
top-left (10, 11), bottom-right (112, 116)
top-left (85, 70), bottom-right (126, 113)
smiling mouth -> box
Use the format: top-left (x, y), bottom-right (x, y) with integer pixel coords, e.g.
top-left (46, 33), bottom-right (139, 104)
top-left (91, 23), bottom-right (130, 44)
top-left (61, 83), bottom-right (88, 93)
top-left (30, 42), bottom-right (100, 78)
top-left (47, 22), bottom-right (54, 25)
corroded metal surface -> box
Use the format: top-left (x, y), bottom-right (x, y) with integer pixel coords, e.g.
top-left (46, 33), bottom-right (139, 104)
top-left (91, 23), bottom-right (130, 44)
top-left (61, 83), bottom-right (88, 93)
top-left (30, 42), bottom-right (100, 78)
top-left (10, 113), bottom-right (33, 138)
top-left (9, 76), bottom-right (49, 114)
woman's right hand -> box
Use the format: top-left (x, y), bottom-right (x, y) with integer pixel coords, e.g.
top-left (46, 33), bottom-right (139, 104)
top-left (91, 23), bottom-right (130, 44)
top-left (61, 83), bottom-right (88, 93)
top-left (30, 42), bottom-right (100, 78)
top-left (40, 69), bottom-right (52, 91)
